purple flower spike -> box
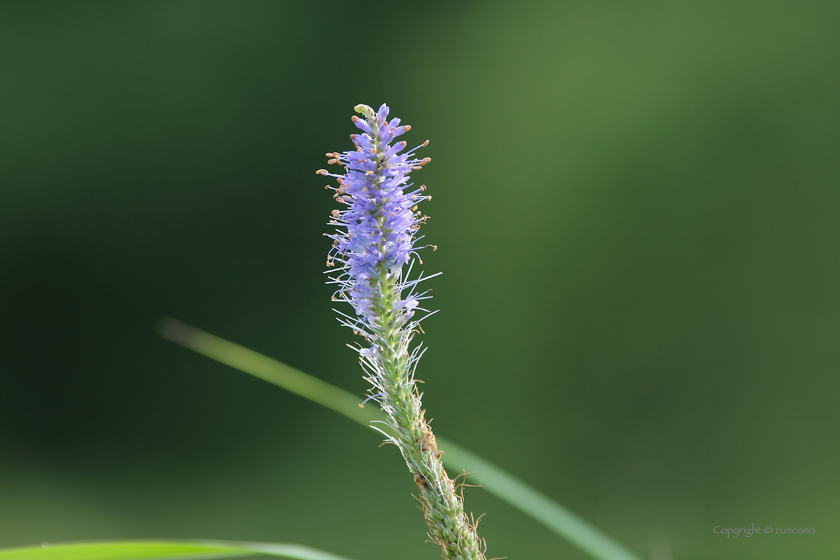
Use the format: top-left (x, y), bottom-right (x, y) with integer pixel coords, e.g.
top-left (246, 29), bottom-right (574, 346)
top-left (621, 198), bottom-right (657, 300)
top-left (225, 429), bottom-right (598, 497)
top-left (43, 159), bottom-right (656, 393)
top-left (320, 103), bottom-right (433, 327)
top-left (319, 105), bottom-right (486, 560)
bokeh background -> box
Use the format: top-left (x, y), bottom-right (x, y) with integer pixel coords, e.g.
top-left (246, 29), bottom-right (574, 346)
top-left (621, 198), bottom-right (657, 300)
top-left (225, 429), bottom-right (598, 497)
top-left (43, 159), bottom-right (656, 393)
top-left (1, 2), bottom-right (838, 559)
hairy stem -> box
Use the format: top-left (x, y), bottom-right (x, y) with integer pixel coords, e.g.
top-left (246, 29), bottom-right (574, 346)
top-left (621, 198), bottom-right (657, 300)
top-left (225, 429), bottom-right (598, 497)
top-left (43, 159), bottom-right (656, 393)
top-left (372, 267), bottom-right (485, 560)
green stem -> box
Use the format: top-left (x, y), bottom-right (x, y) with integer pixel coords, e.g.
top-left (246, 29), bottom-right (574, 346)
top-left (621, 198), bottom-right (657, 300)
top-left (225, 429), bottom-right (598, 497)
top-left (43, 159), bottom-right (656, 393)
top-left (370, 267), bottom-right (485, 560)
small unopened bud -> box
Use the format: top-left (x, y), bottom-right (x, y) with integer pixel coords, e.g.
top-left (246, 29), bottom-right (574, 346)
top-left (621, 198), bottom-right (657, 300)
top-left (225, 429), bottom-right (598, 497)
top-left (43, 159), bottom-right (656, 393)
top-left (354, 104), bottom-right (375, 119)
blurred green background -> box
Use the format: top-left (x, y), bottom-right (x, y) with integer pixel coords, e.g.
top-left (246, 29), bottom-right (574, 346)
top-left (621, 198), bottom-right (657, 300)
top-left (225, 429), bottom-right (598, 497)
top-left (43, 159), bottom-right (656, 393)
top-left (1, 1), bottom-right (838, 559)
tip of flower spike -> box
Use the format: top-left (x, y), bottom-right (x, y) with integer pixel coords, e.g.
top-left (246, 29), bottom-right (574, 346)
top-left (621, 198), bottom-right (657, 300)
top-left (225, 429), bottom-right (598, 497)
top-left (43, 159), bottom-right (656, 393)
top-left (354, 104), bottom-right (375, 119)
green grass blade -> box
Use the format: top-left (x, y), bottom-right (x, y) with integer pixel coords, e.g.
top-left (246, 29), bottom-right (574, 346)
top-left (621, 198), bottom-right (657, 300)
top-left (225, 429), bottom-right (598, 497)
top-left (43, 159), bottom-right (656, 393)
top-left (159, 319), bottom-right (642, 560)
top-left (0, 540), bottom-right (355, 560)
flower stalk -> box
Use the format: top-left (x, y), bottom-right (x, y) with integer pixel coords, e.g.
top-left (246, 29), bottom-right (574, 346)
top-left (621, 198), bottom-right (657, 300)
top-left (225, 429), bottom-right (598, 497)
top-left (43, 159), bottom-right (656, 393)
top-left (318, 104), bottom-right (487, 560)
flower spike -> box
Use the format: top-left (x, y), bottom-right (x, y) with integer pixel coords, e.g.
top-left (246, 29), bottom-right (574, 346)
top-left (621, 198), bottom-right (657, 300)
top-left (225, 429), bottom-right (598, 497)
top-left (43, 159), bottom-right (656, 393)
top-left (322, 104), bottom-right (487, 560)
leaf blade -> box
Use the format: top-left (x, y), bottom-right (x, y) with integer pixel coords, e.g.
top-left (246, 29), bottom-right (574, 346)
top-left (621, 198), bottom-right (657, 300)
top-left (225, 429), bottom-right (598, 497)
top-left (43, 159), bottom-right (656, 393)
top-left (159, 319), bottom-right (642, 560)
top-left (0, 541), bottom-right (356, 560)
